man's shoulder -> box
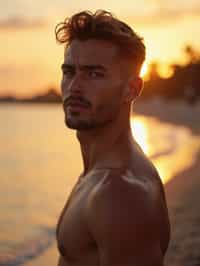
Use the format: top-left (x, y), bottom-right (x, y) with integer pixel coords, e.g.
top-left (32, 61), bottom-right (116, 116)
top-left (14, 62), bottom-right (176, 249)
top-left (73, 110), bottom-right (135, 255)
top-left (86, 167), bottom-right (161, 224)
top-left (94, 165), bottom-right (162, 198)
top-left (84, 168), bottom-right (168, 263)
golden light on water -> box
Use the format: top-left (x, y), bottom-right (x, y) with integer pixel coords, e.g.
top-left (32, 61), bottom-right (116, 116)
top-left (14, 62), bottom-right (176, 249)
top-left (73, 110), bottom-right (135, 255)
top-left (131, 116), bottom-right (173, 184)
top-left (131, 117), bottom-right (149, 155)
top-left (131, 116), bottom-right (176, 184)
top-left (131, 116), bottom-right (200, 184)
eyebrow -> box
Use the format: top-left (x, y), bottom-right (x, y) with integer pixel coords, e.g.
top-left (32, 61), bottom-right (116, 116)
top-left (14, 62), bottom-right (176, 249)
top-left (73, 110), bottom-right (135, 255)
top-left (61, 63), bottom-right (106, 72)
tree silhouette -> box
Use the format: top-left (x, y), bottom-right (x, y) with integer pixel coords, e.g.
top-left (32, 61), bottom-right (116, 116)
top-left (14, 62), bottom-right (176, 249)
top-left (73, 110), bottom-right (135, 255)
top-left (184, 45), bottom-right (200, 64)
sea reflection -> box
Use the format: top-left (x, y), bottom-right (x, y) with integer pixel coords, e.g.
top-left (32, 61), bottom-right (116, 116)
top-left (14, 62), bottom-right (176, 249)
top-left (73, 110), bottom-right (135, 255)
top-left (130, 116), bottom-right (200, 184)
top-left (131, 116), bottom-right (150, 155)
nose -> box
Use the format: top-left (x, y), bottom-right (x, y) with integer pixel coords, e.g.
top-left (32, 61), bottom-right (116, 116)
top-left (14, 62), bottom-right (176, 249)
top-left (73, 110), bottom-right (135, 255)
top-left (61, 73), bottom-right (83, 101)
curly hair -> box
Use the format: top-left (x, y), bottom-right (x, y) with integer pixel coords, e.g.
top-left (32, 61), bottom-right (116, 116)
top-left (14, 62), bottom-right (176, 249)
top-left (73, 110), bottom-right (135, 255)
top-left (55, 10), bottom-right (145, 75)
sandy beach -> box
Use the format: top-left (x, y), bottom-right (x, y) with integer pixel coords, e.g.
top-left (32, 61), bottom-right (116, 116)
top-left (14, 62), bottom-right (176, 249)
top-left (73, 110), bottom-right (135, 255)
top-left (22, 98), bottom-right (200, 266)
top-left (165, 151), bottom-right (200, 266)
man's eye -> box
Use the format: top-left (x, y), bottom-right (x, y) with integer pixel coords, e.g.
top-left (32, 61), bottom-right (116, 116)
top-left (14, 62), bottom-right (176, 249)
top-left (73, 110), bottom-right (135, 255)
top-left (89, 71), bottom-right (104, 78)
top-left (62, 69), bottom-right (75, 78)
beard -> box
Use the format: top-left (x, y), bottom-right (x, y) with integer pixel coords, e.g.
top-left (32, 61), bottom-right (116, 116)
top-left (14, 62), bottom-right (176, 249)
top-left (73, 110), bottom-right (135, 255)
top-left (65, 113), bottom-right (115, 130)
top-left (64, 85), bottom-right (124, 131)
top-left (64, 102), bottom-right (121, 131)
top-left (65, 114), bottom-right (97, 130)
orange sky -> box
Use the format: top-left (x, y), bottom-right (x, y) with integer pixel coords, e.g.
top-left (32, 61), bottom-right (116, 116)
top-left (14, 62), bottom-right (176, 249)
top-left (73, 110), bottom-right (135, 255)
top-left (0, 1), bottom-right (200, 97)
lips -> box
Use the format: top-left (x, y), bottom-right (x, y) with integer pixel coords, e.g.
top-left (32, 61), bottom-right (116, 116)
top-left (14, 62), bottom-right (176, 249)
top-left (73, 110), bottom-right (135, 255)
top-left (65, 100), bottom-right (89, 113)
top-left (69, 105), bottom-right (88, 113)
top-left (63, 96), bottom-right (91, 114)
top-left (68, 101), bottom-right (88, 107)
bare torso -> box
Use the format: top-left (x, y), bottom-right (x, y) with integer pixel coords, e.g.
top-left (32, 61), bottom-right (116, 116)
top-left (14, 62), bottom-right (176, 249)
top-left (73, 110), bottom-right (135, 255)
top-left (57, 169), bottom-right (107, 266)
top-left (56, 146), bottom-right (170, 266)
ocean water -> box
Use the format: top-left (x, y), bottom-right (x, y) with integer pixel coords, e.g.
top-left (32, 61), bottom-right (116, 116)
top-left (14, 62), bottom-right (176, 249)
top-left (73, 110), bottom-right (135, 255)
top-left (0, 103), bottom-right (199, 266)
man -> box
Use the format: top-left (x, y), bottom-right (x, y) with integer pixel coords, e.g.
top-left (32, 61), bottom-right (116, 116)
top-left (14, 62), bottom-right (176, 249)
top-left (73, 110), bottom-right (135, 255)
top-left (55, 10), bottom-right (170, 266)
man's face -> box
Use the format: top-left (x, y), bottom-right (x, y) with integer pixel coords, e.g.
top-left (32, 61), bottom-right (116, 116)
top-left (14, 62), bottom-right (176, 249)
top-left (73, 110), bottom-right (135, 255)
top-left (61, 39), bottom-right (129, 130)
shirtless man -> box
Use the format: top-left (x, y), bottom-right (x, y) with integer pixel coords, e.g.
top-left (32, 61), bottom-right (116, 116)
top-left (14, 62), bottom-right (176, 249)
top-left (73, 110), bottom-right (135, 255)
top-left (55, 10), bottom-right (170, 266)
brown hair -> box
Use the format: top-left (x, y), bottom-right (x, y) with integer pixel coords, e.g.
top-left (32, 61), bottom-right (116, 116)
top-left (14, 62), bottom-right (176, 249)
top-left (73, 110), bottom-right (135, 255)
top-left (55, 10), bottom-right (145, 75)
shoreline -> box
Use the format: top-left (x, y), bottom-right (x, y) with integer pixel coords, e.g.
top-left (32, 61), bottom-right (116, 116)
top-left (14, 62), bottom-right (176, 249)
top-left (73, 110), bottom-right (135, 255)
top-left (23, 242), bottom-right (58, 266)
top-left (134, 97), bottom-right (200, 135)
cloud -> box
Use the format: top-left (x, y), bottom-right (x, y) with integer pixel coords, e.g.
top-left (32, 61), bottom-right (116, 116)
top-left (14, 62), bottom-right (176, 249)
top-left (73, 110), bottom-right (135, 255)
top-left (48, 1), bottom-right (200, 28)
top-left (125, 5), bottom-right (200, 26)
top-left (1, 1), bottom-right (200, 30)
top-left (155, 6), bottom-right (200, 21)
top-left (0, 16), bottom-right (47, 30)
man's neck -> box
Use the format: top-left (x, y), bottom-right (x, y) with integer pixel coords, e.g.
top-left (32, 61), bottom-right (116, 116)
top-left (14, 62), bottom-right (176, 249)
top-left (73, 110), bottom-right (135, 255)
top-left (76, 113), bottom-right (134, 176)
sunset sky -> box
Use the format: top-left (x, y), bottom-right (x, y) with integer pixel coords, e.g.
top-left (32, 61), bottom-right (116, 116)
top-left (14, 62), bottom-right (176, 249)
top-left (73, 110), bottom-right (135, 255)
top-left (1, 0), bottom-right (200, 97)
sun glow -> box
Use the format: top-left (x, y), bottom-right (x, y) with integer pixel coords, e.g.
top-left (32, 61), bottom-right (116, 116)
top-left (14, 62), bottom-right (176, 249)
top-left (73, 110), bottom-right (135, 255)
top-left (140, 62), bottom-right (148, 78)
top-left (130, 117), bottom-right (150, 155)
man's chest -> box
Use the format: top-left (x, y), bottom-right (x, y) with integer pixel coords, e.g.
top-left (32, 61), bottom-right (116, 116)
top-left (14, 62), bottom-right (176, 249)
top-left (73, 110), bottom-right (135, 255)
top-left (56, 175), bottom-right (100, 261)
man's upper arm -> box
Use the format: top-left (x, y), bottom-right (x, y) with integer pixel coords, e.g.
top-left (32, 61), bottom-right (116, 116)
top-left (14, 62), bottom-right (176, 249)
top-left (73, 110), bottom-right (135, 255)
top-left (85, 174), bottom-right (163, 266)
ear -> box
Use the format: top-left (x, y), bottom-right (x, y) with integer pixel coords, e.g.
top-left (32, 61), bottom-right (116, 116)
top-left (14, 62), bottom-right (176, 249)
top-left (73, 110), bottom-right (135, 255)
top-left (123, 76), bottom-right (143, 103)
